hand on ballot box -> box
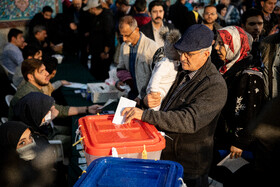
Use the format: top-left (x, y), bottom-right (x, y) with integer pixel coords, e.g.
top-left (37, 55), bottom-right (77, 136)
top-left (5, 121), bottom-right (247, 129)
top-left (121, 107), bottom-right (144, 124)
top-left (88, 105), bottom-right (103, 114)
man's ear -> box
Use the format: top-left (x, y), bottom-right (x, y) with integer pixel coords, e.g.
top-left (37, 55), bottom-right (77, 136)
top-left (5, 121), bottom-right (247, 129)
top-left (204, 50), bottom-right (210, 58)
top-left (27, 73), bottom-right (34, 81)
top-left (11, 36), bottom-right (16, 42)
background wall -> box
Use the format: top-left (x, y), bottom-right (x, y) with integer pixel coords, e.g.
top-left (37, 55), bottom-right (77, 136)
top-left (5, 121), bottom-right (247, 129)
top-left (0, 0), bottom-right (62, 54)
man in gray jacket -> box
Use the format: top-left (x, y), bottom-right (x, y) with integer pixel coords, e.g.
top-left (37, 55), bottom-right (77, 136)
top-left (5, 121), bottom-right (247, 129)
top-left (116, 15), bottom-right (159, 104)
top-left (122, 24), bottom-right (227, 187)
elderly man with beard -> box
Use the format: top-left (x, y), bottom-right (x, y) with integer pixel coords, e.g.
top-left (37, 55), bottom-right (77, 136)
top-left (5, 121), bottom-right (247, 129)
top-left (8, 59), bottom-right (101, 120)
top-left (140, 0), bottom-right (174, 47)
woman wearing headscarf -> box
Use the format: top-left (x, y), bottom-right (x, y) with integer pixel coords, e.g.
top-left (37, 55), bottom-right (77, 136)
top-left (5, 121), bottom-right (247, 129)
top-left (13, 92), bottom-right (59, 137)
top-left (213, 26), bottom-right (265, 159)
top-left (13, 92), bottom-right (71, 159)
top-left (0, 121), bottom-right (56, 186)
top-left (0, 121), bottom-right (36, 161)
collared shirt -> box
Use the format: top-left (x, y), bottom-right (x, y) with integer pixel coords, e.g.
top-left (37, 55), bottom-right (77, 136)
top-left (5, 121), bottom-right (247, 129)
top-left (129, 33), bottom-right (142, 90)
top-left (0, 43), bottom-right (23, 73)
top-left (152, 24), bottom-right (165, 47)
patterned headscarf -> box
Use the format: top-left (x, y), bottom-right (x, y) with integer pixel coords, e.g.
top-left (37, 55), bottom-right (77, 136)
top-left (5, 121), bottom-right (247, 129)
top-left (217, 26), bottom-right (251, 74)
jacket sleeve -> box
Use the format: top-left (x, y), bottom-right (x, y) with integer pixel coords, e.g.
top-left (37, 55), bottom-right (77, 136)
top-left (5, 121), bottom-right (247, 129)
top-left (54, 104), bottom-right (70, 118)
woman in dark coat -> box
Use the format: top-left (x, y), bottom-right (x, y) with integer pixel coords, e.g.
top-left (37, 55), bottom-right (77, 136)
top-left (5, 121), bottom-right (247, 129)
top-left (214, 26), bottom-right (265, 158)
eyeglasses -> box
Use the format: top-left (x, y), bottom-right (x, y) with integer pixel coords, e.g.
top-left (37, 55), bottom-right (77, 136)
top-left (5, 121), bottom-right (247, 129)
top-left (120, 27), bottom-right (137, 38)
top-left (177, 50), bottom-right (202, 58)
top-left (204, 12), bottom-right (216, 16)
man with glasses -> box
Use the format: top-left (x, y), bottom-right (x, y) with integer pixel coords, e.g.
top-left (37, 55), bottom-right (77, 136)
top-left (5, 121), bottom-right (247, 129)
top-left (116, 15), bottom-right (159, 103)
top-left (121, 24), bottom-right (227, 187)
top-left (202, 5), bottom-right (222, 38)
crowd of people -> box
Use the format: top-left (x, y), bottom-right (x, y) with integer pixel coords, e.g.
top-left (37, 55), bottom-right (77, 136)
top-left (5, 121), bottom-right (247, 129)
top-left (1, 0), bottom-right (280, 186)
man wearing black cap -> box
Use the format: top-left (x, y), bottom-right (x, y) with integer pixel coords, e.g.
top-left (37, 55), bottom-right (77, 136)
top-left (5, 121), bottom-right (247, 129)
top-left (121, 24), bottom-right (228, 187)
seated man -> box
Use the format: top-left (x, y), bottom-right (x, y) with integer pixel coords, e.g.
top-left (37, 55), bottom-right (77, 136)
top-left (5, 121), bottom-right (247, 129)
top-left (41, 56), bottom-right (70, 96)
top-left (8, 58), bottom-right (101, 120)
top-left (121, 24), bottom-right (228, 187)
top-left (0, 28), bottom-right (25, 76)
top-left (116, 15), bottom-right (159, 103)
top-left (27, 25), bottom-right (62, 57)
top-left (13, 45), bottom-right (42, 87)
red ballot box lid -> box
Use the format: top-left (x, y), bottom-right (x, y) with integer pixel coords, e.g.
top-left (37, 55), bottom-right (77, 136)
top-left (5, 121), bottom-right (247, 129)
top-left (78, 114), bottom-right (166, 156)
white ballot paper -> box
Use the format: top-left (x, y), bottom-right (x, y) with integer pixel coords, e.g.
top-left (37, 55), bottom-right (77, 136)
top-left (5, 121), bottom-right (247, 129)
top-left (217, 154), bottom-right (249, 173)
top-left (64, 82), bottom-right (87, 89)
top-left (112, 97), bottom-right (136, 125)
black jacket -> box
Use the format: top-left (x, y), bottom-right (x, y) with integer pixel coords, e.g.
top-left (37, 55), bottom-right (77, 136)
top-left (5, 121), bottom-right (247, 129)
top-left (89, 8), bottom-right (115, 56)
top-left (168, 1), bottom-right (197, 34)
top-left (142, 58), bottom-right (227, 176)
top-left (140, 21), bottom-right (174, 41)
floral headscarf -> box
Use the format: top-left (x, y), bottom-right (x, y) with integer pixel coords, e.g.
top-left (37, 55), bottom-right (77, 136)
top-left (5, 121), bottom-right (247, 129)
top-left (217, 26), bottom-right (251, 74)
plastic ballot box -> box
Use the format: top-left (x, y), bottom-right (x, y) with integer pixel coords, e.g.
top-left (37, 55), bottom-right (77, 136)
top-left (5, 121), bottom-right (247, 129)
top-left (74, 157), bottom-right (185, 187)
top-left (78, 114), bottom-right (166, 166)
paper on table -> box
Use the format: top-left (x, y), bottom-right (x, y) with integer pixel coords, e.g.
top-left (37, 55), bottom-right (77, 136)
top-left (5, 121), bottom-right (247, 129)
top-left (97, 99), bottom-right (117, 109)
top-left (112, 97), bottom-right (136, 125)
top-left (64, 82), bottom-right (87, 89)
top-left (217, 154), bottom-right (249, 173)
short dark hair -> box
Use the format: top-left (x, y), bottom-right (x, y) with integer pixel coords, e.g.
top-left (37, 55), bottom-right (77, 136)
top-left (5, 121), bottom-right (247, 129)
top-left (42, 56), bottom-right (58, 74)
top-left (134, 0), bottom-right (147, 12)
top-left (148, 0), bottom-right (164, 12)
top-left (7, 28), bottom-right (23, 42)
top-left (42, 6), bottom-right (53, 13)
top-left (204, 5), bottom-right (217, 12)
top-left (116, 0), bottom-right (129, 6)
top-left (216, 3), bottom-right (226, 14)
top-left (33, 25), bottom-right (46, 36)
top-left (21, 59), bottom-right (44, 81)
top-left (22, 45), bottom-right (41, 59)
top-left (241, 8), bottom-right (264, 25)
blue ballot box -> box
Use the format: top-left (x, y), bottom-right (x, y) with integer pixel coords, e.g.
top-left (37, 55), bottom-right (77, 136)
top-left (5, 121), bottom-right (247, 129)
top-left (74, 157), bottom-right (184, 187)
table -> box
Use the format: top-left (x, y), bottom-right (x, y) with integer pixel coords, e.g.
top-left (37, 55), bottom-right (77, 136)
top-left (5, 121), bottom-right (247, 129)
top-left (52, 55), bottom-right (118, 186)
